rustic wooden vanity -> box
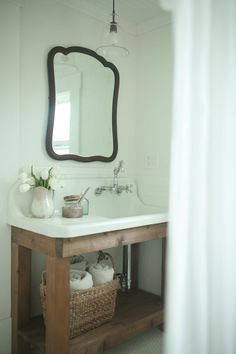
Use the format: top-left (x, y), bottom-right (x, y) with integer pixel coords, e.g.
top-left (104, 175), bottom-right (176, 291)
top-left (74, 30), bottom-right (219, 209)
top-left (11, 221), bottom-right (167, 354)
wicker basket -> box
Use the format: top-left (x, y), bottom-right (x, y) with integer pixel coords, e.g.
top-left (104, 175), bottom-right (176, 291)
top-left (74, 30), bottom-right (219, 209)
top-left (40, 269), bottom-right (118, 338)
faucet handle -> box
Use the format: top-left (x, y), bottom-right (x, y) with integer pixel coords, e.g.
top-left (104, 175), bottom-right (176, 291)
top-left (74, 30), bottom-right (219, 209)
top-left (94, 187), bottom-right (102, 195)
top-left (125, 184), bottom-right (133, 193)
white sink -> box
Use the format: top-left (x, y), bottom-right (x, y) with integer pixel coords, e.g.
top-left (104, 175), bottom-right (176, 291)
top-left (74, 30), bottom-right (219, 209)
top-left (8, 178), bottom-right (168, 238)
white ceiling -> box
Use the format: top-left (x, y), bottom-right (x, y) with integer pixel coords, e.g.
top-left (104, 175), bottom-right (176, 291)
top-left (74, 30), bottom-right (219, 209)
top-left (56, 0), bottom-right (171, 34)
top-left (83, 0), bottom-right (169, 25)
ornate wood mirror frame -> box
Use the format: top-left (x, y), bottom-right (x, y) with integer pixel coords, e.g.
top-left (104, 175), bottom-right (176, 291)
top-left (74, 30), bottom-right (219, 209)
top-left (46, 46), bottom-right (119, 162)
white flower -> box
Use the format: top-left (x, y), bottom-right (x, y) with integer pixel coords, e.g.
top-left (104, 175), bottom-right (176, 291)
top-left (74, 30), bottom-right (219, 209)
top-left (17, 165), bottom-right (63, 192)
top-left (28, 177), bottom-right (35, 186)
top-left (18, 172), bottom-right (29, 183)
top-left (32, 167), bottom-right (40, 179)
top-left (19, 183), bottom-right (31, 193)
top-left (50, 167), bottom-right (59, 177)
top-left (48, 177), bottom-right (60, 191)
top-left (41, 168), bottom-right (49, 180)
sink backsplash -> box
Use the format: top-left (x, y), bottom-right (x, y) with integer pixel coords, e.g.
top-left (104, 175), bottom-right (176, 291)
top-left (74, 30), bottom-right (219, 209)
top-left (55, 177), bottom-right (139, 217)
top-left (9, 170), bottom-right (167, 222)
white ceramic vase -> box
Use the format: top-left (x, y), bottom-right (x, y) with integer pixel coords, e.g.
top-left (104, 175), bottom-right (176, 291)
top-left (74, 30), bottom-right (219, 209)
top-left (31, 186), bottom-right (54, 218)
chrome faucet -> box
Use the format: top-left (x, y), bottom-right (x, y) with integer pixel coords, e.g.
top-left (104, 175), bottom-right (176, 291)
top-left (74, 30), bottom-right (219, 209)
top-left (94, 160), bottom-right (132, 195)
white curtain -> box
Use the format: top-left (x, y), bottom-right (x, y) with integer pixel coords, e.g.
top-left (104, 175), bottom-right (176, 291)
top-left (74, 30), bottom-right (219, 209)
top-left (159, 1), bottom-right (236, 354)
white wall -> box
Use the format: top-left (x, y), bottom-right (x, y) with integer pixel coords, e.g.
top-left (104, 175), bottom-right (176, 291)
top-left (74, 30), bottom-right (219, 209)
top-left (135, 24), bottom-right (173, 295)
top-left (0, 1), bottom-right (21, 352)
top-left (19, 0), bottom-right (136, 175)
top-left (135, 24), bottom-right (173, 208)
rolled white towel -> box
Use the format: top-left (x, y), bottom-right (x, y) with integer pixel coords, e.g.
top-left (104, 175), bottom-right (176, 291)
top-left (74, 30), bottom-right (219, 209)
top-left (89, 263), bottom-right (114, 286)
top-left (70, 270), bottom-right (93, 290)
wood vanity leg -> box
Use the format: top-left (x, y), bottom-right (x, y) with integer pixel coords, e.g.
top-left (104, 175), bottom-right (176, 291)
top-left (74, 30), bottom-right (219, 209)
top-left (45, 256), bottom-right (70, 354)
top-left (11, 242), bottom-right (31, 354)
top-left (131, 243), bottom-right (139, 290)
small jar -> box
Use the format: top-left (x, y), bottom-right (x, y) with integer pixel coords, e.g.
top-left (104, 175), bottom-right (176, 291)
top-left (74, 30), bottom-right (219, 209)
top-left (62, 195), bottom-right (83, 218)
top-left (80, 198), bottom-right (89, 215)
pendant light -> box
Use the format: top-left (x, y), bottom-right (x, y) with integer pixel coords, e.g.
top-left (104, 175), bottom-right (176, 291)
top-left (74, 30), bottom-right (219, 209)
top-left (96, 0), bottom-right (129, 58)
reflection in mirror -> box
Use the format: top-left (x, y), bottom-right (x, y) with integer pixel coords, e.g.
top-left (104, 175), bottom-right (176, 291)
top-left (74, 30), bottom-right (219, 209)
top-left (46, 47), bottom-right (119, 162)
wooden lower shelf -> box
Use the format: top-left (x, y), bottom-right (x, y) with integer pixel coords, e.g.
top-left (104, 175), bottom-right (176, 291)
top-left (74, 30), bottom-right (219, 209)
top-left (19, 289), bottom-right (164, 354)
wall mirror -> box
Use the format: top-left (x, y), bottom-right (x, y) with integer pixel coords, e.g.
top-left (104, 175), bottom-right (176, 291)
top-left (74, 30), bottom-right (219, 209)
top-left (46, 46), bottom-right (119, 162)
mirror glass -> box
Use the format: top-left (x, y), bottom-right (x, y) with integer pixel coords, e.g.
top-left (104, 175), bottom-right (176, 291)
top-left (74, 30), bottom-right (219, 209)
top-left (46, 47), bottom-right (119, 162)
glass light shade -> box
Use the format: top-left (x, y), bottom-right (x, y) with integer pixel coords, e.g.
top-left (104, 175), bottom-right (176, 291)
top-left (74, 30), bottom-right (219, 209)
top-left (96, 17), bottom-right (129, 58)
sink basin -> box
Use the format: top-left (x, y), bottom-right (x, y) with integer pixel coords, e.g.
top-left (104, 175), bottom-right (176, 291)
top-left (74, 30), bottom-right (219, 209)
top-left (90, 195), bottom-right (164, 219)
top-left (8, 177), bottom-right (168, 238)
